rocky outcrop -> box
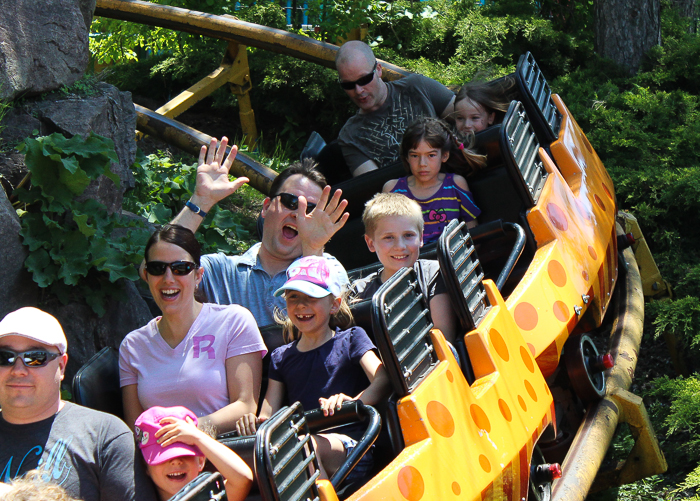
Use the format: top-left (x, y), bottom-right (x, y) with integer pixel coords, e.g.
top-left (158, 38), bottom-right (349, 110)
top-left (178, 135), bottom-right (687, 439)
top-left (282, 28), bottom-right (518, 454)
top-left (0, 83), bottom-right (138, 212)
top-left (0, 190), bottom-right (39, 318)
top-left (48, 280), bottom-right (154, 384)
top-left (0, 0), bottom-right (94, 100)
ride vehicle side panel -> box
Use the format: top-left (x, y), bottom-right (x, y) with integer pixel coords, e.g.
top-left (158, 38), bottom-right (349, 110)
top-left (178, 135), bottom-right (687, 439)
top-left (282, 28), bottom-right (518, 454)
top-left (502, 98), bottom-right (618, 376)
top-left (348, 280), bottom-right (554, 501)
top-left (548, 94), bottom-right (619, 327)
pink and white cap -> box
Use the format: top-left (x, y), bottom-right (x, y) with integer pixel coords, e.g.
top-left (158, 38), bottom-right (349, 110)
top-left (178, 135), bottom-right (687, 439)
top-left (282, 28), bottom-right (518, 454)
top-left (274, 256), bottom-right (348, 299)
top-left (134, 406), bottom-right (204, 465)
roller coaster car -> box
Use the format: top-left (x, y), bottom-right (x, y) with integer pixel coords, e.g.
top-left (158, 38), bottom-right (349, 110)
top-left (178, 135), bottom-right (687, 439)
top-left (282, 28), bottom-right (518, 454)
top-left (73, 48), bottom-right (663, 499)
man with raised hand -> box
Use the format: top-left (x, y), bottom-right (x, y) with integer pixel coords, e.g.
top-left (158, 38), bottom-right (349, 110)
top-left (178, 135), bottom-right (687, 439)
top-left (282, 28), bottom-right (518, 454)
top-left (335, 41), bottom-right (456, 176)
top-left (0, 307), bottom-right (157, 501)
top-left (171, 137), bottom-right (350, 333)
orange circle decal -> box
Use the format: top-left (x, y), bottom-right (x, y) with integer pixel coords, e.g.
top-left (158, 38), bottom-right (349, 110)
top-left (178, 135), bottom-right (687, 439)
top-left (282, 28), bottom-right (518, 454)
top-left (547, 203), bottom-right (569, 231)
top-left (490, 328), bottom-right (509, 361)
top-left (452, 482), bottom-right (461, 495)
top-left (520, 346), bottom-right (535, 373)
top-left (594, 194), bottom-right (606, 211)
top-left (446, 370), bottom-right (454, 383)
top-left (588, 246), bottom-right (598, 260)
top-left (582, 270), bottom-right (589, 282)
top-left (426, 401), bottom-right (455, 438)
top-left (602, 183), bottom-right (613, 200)
top-left (553, 301), bottom-right (569, 322)
top-left (398, 466), bottom-right (424, 501)
top-left (498, 399), bottom-right (512, 422)
top-left (479, 454), bottom-right (492, 473)
top-left (548, 260), bottom-right (567, 287)
top-left (515, 302), bottom-right (538, 331)
top-left (470, 404), bottom-right (491, 433)
top-left (525, 379), bottom-right (538, 402)
top-left (518, 395), bottom-right (527, 411)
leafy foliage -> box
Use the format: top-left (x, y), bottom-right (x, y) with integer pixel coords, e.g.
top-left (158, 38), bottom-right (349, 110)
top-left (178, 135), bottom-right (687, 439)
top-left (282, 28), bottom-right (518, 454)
top-left (15, 133), bottom-right (150, 315)
top-left (123, 150), bottom-right (249, 255)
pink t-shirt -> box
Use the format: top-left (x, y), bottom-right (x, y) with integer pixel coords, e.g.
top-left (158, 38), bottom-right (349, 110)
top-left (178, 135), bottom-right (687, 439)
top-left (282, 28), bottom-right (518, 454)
top-left (119, 303), bottom-right (267, 418)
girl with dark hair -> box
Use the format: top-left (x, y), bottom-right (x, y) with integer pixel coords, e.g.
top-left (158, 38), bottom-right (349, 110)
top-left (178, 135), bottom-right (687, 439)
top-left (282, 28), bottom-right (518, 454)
top-left (382, 117), bottom-right (481, 244)
top-left (453, 79), bottom-right (513, 135)
top-left (119, 224), bottom-right (267, 434)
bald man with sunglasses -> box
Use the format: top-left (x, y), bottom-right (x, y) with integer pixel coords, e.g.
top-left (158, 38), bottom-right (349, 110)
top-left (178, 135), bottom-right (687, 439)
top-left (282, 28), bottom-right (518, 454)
top-left (0, 307), bottom-right (157, 501)
top-left (170, 142), bottom-right (349, 347)
top-left (335, 41), bottom-right (456, 177)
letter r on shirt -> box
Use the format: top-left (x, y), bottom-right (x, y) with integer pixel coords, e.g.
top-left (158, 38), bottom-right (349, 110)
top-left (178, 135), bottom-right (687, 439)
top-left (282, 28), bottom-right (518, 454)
top-left (193, 335), bottom-right (216, 359)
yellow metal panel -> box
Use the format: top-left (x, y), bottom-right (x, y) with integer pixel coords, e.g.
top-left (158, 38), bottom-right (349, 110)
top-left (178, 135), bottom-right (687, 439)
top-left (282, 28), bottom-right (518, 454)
top-left (349, 281), bottom-right (554, 501)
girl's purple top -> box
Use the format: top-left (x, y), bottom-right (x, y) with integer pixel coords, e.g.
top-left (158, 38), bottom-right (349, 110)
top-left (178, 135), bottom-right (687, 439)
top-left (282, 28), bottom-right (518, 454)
top-left (390, 173), bottom-right (481, 244)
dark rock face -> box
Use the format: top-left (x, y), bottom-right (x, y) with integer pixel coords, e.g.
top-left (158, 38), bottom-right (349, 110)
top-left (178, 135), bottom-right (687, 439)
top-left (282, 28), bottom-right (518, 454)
top-left (0, 0), bottom-right (92, 100)
top-left (47, 280), bottom-right (154, 385)
top-left (0, 83), bottom-right (137, 212)
top-left (0, 190), bottom-right (39, 318)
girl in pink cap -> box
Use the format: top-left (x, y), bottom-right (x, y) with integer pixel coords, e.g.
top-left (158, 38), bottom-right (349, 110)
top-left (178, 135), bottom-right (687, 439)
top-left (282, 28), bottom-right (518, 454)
top-left (135, 406), bottom-right (253, 501)
top-left (235, 255), bottom-right (389, 482)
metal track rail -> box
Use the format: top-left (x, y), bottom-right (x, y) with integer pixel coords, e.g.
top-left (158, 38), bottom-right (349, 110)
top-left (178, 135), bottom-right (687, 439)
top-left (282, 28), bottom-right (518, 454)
top-left (552, 230), bottom-right (667, 500)
top-left (136, 104), bottom-right (277, 195)
top-left (95, 0), bottom-right (411, 81)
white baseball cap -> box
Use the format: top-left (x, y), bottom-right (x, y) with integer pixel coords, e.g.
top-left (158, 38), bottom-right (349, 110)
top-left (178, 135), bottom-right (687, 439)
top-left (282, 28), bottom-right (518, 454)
top-left (0, 307), bottom-right (68, 354)
top-left (274, 256), bottom-right (348, 299)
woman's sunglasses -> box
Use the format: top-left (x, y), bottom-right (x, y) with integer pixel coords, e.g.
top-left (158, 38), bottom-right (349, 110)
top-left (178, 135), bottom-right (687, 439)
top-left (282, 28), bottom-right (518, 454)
top-left (145, 261), bottom-right (198, 276)
top-left (270, 193), bottom-right (317, 214)
top-left (338, 61), bottom-right (377, 90)
top-left (0, 349), bottom-right (61, 367)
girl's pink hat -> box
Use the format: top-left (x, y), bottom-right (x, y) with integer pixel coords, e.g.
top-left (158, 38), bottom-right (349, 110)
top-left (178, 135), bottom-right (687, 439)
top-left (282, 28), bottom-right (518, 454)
top-left (134, 406), bottom-right (204, 465)
top-left (273, 255), bottom-right (348, 299)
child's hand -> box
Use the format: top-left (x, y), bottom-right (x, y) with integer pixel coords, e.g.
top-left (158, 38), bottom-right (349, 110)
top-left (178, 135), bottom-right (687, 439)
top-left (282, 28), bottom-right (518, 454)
top-left (319, 393), bottom-right (354, 416)
top-left (155, 416), bottom-right (204, 448)
top-left (235, 413), bottom-right (265, 436)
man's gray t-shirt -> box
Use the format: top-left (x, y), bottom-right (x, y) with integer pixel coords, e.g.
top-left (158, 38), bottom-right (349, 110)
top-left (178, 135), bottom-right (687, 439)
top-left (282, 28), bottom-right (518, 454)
top-left (338, 73), bottom-right (454, 173)
top-left (201, 243), bottom-right (349, 329)
top-left (0, 402), bottom-right (157, 501)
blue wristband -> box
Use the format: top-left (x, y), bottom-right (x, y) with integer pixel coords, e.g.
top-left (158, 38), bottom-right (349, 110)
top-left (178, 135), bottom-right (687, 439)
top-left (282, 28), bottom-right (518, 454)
top-left (185, 200), bottom-right (208, 218)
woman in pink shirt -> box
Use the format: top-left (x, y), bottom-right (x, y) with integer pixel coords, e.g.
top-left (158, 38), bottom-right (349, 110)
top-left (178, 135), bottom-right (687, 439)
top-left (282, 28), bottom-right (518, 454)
top-left (119, 224), bottom-right (267, 434)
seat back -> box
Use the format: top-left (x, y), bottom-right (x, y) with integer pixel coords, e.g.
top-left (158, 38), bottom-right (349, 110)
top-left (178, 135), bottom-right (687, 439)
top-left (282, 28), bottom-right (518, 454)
top-left (170, 472), bottom-right (225, 501)
top-left (371, 267), bottom-right (437, 398)
top-left (514, 51), bottom-right (563, 145)
top-left (255, 402), bottom-right (321, 501)
top-left (437, 220), bottom-right (491, 333)
top-left (72, 347), bottom-right (123, 419)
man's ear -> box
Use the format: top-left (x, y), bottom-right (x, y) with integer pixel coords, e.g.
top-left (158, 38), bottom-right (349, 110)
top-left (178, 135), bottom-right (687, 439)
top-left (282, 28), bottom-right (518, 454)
top-left (364, 234), bottom-right (376, 253)
top-left (376, 62), bottom-right (383, 79)
top-left (59, 353), bottom-right (68, 380)
top-left (261, 197), bottom-right (271, 218)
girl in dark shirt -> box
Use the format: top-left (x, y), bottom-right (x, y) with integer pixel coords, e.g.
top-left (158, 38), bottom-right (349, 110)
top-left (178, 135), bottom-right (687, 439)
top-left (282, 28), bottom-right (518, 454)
top-left (235, 255), bottom-right (388, 480)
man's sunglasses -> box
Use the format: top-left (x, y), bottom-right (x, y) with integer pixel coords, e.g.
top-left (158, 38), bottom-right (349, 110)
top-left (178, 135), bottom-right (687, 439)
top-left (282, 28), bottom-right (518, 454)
top-left (338, 61), bottom-right (377, 90)
top-left (145, 261), bottom-right (198, 276)
top-left (271, 193), bottom-right (317, 214)
top-left (0, 349), bottom-right (61, 368)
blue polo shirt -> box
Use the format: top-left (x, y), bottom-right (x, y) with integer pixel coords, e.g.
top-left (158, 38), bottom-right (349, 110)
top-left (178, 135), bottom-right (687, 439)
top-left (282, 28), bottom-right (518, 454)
top-left (200, 244), bottom-right (348, 329)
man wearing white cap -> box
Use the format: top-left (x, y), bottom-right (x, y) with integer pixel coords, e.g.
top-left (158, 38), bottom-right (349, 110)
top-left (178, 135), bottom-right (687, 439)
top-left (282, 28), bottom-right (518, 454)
top-left (0, 307), bottom-right (157, 501)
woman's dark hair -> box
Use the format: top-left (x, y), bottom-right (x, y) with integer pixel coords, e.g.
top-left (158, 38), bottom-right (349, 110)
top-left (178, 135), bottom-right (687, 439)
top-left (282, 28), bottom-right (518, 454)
top-left (399, 117), bottom-right (486, 177)
top-left (144, 224), bottom-right (201, 266)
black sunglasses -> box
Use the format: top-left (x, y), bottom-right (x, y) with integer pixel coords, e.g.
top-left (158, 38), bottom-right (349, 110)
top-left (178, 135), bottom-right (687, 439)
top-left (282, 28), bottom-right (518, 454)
top-left (145, 261), bottom-right (198, 276)
top-left (0, 349), bottom-right (61, 368)
top-left (338, 61), bottom-right (378, 90)
top-left (271, 193), bottom-right (317, 214)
